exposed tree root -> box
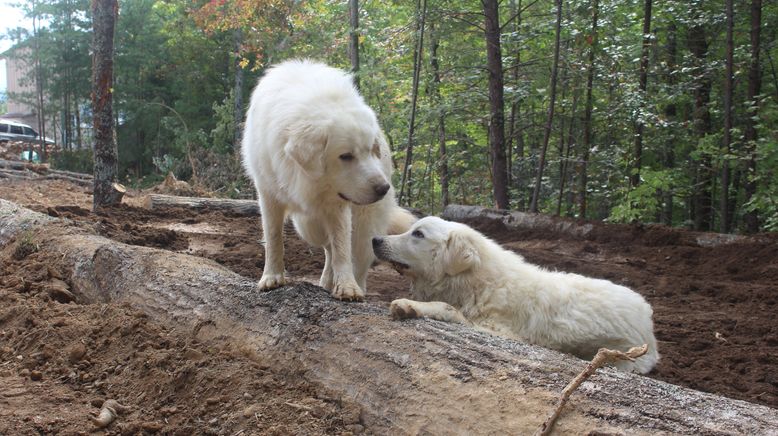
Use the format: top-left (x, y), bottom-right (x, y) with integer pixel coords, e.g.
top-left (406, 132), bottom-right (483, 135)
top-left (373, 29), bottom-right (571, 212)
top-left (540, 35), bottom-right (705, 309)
top-left (535, 344), bottom-right (649, 436)
top-left (90, 399), bottom-right (128, 429)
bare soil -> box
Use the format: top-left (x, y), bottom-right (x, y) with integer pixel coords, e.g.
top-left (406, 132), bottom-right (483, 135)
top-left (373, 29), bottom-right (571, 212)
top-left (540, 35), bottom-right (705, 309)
top-left (1, 178), bottom-right (776, 434)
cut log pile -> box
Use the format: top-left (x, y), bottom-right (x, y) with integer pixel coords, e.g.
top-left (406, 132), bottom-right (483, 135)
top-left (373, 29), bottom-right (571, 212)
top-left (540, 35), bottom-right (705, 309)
top-left (1, 198), bottom-right (776, 434)
top-left (0, 158), bottom-right (94, 187)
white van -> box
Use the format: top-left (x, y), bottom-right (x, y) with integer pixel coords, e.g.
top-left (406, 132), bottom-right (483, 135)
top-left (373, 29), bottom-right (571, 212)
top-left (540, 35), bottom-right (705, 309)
top-left (0, 120), bottom-right (54, 144)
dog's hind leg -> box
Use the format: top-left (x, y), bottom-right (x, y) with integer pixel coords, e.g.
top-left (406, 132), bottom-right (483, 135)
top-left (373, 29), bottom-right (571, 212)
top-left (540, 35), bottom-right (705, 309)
top-left (257, 193), bottom-right (287, 290)
top-left (390, 299), bottom-right (472, 326)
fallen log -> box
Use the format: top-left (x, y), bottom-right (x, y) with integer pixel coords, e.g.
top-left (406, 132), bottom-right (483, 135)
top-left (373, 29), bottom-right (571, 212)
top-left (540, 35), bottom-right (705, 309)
top-left (47, 168), bottom-right (93, 180)
top-left (0, 169), bottom-right (37, 181)
top-left (0, 168), bottom-right (94, 187)
top-left (0, 158), bottom-right (49, 174)
top-left (143, 193), bottom-right (259, 216)
top-left (441, 204), bottom-right (760, 247)
top-left (2, 199), bottom-right (776, 435)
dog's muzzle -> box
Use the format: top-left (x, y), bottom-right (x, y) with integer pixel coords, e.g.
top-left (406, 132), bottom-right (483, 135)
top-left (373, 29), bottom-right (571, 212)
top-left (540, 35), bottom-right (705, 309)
top-left (372, 237), bottom-right (409, 273)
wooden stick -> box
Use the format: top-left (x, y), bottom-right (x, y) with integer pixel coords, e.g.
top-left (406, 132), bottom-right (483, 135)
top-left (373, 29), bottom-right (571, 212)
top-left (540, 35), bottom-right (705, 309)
top-left (534, 344), bottom-right (649, 436)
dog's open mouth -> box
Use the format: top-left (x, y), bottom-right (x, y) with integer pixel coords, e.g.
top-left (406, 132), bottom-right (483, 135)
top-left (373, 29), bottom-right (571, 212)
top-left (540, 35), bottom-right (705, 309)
top-left (388, 260), bottom-right (410, 274)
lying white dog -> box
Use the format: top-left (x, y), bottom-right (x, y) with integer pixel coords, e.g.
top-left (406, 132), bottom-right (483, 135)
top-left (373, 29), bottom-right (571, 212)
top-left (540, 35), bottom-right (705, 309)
top-left (372, 216), bottom-right (659, 373)
top-left (241, 59), bottom-right (415, 300)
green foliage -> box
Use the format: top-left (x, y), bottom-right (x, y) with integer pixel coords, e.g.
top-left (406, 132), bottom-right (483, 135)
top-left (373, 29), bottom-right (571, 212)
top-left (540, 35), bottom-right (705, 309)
top-left (5, 0), bottom-right (778, 233)
top-left (50, 149), bottom-right (93, 174)
top-left (609, 169), bottom-right (674, 223)
top-left (210, 90), bottom-right (237, 154)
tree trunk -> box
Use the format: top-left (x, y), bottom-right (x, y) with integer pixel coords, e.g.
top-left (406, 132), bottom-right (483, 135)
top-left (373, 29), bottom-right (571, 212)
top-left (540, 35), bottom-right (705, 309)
top-left (529, 0), bottom-right (562, 213)
top-left (631, 0), bottom-right (652, 189)
top-left (507, 0), bottom-right (526, 211)
top-left (688, 21), bottom-right (713, 231)
top-left (91, 0), bottom-right (121, 210)
top-left (577, 0), bottom-right (598, 220)
top-left (2, 199), bottom-right (776, 435)
top-left (398, 0), bottom-right (427, 206)
top-left (75, 97), bottom-right (83, 150)
top-left (720, 0), bottom-right (734, 233)
top-left (483, 0), bottom-right (509, 210)
top-left (349, 0), bottom-right (360, 89)
top-left (660, 22), bottom-right (677, 226)
top-left (743, 0), bottom-right (762, 234)
top-left (557, 88), bottom-right (578, 217)
top-left (429, 22), bottom-right (449, 208)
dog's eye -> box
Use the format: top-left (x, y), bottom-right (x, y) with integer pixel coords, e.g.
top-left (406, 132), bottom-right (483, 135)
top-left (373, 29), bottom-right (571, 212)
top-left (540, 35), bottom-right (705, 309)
top-left (339, 153), bottom-right (354, 161)
top-left (412, 230), bottom-right (425, 239)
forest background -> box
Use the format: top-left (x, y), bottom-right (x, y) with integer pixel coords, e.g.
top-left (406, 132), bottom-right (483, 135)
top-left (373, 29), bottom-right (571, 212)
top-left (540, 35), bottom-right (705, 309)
top-left (3, 0), bottom-right (778, 233)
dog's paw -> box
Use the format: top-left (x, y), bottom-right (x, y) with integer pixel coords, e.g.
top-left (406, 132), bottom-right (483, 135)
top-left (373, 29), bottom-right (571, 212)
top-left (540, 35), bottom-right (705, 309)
top-left (331, 280), bottom-right (365, 302)
top-left (390, 299), bottom-right (419, 320)
top-left (257, 273), bottom-right (286, 291)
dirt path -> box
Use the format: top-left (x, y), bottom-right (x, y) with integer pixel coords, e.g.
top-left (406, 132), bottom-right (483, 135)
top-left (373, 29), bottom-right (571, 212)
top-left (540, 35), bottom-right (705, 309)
top-left (1, 178), bottom-right (776, 434)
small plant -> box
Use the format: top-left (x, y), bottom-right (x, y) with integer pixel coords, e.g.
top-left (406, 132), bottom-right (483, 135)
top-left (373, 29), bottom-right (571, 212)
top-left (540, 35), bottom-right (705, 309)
top-left (13, 231), bottom-right (39, 260)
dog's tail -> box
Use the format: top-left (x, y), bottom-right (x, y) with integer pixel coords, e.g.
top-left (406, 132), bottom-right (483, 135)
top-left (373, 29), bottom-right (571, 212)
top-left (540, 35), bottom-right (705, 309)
top-left (387, 207), bottom-right (418, 235)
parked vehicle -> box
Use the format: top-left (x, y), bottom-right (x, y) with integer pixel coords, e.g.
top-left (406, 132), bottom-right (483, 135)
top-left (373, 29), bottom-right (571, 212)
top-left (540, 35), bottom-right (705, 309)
top-left (0, 120), bottom-right (55, 144)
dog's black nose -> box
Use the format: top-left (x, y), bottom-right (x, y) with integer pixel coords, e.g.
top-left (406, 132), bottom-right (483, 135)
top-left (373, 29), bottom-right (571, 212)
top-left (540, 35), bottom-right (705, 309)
top-left (372, 237), bottom-right (383, 250)
top-left (374, 183), bottom-right (390, 197)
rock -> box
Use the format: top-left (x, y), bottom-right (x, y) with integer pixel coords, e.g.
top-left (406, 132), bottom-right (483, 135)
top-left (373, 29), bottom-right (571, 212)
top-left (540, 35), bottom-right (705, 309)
top-left (30, 370), bottom-right (42, 381)
top-left (67, 343), bottom-right (87, 363)
top-left (140, 421), bottom-right (163, 433)
top-left (160, 406), bottom-right (178, 416)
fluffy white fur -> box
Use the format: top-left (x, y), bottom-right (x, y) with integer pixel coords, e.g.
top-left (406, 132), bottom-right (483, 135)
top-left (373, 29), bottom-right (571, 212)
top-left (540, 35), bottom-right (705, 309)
top-left (373, 216), bottom-right (659, 373)
top-left (241, 59), bottom-right (415, 301)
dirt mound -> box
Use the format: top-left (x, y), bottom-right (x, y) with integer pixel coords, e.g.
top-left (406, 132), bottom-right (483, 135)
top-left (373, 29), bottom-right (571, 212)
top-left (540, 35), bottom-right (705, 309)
top-left (1, 178), bottom-right (776, 415)
top-left (0, 230), bottom-right (360, 434)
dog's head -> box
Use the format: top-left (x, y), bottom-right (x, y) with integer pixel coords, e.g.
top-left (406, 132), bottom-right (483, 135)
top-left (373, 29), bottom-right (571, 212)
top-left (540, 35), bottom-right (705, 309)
top-left (372, 216), bottom-right (482, 282)
top-left (284, 107), bottom-right (391, 206)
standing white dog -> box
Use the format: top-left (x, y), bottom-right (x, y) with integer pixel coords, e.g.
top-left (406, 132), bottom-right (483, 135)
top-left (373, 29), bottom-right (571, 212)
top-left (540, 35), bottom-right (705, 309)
top-left (372, 216), bottom-right (659, 373)
top-left (242, 60), bottom-right (415, 301)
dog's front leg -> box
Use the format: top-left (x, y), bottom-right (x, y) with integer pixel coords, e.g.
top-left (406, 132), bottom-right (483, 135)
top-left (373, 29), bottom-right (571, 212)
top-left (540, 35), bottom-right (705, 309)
top-left (390, 299), bottom-right (472, 326)
top-left (319, 245), bottom-right (333, 290)
top-left (328, 207), bottom-right (364, 301)
top-left (257, 193), bottom-right (287, 290)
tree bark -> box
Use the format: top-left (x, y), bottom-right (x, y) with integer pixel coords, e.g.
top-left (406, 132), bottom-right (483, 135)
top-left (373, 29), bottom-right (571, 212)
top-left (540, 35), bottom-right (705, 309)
top-left (720, 0), bottom-right (734, 233)
top-left (143, 194), bottom-right (260, 216)
top-left (506, 0), bottom-right (523, 210)
top-left (2, 198), bottom-right (776, 434)
top-left (483, 0), bottom-right (509, 210)
top-left (398, 0), bottom-right (427, 207)
top-left (429, 22), bottom-right (449, 208)
top-left (659, 22), bottom-right (677, 226)
top-left (349, 0), bottom-right (360, 89)
top-left (557, 87), bottom-right (578, 217)
top-left (577, 0), bottom-right (598, 220)
top-left (91, 0), bottom-right (121, 210)
top-left (688, 21), bottom-right (713, 231)
top-left (743, 0), bottom-right (762, 234)
top-left (529, 0), bottom-right (562, 213)
top-left (631, 0), bottom-right (652, 189)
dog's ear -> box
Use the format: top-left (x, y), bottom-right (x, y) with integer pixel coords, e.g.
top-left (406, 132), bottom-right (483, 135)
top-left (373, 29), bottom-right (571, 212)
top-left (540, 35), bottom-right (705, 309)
top-left (284, 122), bottom-right (329, 178)
top-left (443, 229), bottom-right (481, 276)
